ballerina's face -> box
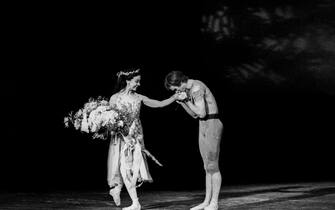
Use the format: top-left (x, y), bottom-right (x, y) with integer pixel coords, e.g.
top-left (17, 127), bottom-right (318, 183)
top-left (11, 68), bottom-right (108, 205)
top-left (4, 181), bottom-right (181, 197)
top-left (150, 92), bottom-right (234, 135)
top-left (127, 75), bottom-right (141, 91)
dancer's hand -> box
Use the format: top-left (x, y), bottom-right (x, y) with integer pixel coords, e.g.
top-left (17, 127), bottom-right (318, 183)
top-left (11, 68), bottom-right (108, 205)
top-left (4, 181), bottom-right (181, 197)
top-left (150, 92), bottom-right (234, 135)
top-left (175, 91), bottom-right (188, 101)
top-left (172, 92), bottom-right (180, 100)
top-left (122, 134), bottom-right (134, 145)
top-left (176, 100), bottom-right (182, 104)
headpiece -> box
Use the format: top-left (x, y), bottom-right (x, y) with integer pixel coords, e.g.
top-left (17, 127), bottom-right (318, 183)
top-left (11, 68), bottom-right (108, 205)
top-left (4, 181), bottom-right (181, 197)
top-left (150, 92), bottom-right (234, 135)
top-left (116, 68), bottom-right (140, 77)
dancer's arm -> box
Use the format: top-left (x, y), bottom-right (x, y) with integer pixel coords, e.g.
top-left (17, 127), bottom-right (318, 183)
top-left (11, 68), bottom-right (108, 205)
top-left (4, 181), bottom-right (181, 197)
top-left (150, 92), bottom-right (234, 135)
top-left (137, 93), bottom-right (177, 108)
top-left (177, 101), bottom-right (198, 118)
top-left (184, 85), bottom-right (206, 118)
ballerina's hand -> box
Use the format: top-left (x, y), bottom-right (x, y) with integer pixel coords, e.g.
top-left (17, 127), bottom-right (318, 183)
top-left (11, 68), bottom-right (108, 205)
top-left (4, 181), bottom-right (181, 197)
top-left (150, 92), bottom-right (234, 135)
top-left (175, 91), bottom-right (188, 101)
top-left (173, 92), bottom-right (180, 100)
top-left (122, 134), bottom-right (134, 144)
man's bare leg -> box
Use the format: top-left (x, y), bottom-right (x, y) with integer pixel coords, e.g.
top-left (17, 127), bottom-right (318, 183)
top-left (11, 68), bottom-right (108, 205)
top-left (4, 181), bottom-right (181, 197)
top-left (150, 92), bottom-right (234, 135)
top-left (204, 171), bottom-right (221, 210)
top-left (190, 173), bottom-right (212, 210)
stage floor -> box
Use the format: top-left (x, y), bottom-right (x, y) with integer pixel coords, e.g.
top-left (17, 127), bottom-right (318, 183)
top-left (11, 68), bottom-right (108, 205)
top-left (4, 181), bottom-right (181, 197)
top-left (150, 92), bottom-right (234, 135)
top-left (1, 182), bottom-right (334, 209)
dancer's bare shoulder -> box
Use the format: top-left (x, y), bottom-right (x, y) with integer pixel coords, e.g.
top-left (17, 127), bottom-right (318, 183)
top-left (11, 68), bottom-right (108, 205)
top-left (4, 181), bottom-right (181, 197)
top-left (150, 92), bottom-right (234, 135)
top-left (109, 93), bottom-right (119, 104)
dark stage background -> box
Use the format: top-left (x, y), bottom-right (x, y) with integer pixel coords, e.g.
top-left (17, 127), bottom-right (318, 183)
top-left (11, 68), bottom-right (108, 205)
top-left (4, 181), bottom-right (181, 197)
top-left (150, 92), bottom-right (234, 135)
top-left (1, 1), bottom-right (335, 192)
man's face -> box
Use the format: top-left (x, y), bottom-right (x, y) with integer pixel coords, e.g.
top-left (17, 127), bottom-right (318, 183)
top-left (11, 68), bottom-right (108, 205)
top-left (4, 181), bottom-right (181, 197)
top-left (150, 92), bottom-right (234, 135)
top-left (169, 82), bottom-right (187, 93)
top-left (169, 85), bottom-right (180, 92)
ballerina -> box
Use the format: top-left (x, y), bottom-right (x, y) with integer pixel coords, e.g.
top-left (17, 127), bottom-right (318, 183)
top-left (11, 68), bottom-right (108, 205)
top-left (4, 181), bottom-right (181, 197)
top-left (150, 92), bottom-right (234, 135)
top-left (108, 68), bottom-right (179, 210)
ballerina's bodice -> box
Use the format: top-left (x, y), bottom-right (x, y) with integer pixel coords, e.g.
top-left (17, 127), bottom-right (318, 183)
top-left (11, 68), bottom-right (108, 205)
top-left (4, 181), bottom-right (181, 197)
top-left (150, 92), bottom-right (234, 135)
top-left (114, 93), bottom-right (143, 141)
top-left (115, 93), bottom-right (141, 119)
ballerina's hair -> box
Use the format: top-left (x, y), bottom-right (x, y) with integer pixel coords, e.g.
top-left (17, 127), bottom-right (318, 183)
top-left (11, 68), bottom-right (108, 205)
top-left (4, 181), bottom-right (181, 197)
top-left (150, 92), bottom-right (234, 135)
top-left (164, 71), bottom-right (188, 91)
top-left (113, 68), bottom-right (141, 93)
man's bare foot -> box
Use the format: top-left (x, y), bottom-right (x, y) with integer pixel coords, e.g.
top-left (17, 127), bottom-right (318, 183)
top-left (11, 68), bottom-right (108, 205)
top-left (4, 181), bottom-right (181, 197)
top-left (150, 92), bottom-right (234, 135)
top-left (190, 202), bottom-right (210, 210)
top-left (204, 202), bottom-right (218, 210)
top-left (122, 202), bottom-right (141, 210)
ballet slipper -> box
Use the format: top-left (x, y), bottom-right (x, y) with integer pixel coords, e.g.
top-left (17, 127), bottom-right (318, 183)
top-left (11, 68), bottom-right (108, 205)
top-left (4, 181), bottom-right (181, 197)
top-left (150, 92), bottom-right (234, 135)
top-left (109, 186), bottom-right (121, 206)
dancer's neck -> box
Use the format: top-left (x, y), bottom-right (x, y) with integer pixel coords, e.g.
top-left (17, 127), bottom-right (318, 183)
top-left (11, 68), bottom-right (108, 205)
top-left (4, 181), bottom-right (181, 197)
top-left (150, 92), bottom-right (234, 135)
top-left (120, 88), bottom-right (135, 95)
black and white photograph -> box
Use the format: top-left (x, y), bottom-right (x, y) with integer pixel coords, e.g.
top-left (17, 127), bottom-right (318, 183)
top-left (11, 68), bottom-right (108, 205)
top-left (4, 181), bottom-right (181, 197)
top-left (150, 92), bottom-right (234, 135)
top-left (1, 0), bottom-right (335, 209)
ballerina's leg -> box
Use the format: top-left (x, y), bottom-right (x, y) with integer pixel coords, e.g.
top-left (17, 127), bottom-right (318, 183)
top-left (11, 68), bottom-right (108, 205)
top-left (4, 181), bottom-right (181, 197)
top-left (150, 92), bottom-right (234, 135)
top-left (120, 145), bottom-right (142, 210)
top-left (107, 137), bottom-right (123, 206)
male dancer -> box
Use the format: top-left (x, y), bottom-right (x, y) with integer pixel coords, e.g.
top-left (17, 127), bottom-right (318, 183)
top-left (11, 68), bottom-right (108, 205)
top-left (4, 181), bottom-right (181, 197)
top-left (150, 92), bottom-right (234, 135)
top-left (165, 71), bottom-right (223, 210)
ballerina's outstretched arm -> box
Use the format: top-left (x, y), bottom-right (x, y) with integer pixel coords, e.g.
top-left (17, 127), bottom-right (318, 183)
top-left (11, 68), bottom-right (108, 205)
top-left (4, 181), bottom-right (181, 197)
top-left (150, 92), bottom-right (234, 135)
top-left (137, 93), bottom-right (178, 108)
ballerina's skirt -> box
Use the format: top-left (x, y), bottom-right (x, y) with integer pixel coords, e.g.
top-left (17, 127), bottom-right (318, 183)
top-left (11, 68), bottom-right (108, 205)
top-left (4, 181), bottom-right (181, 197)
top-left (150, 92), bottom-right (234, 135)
top-left (107, 135), bottom-right (153, 187)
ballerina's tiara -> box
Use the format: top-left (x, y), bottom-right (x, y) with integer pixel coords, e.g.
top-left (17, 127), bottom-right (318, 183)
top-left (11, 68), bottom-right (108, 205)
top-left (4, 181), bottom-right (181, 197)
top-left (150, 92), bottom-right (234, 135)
top-left (116, 68), bottom-right (140, 77)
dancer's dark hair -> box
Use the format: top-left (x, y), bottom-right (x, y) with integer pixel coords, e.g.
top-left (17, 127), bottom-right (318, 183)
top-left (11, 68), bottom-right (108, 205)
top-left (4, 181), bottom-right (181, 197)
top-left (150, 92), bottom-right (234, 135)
top-left (164, 71), bottom-right (188, 91)
top-left (113, 68), bottom-right (141, 93)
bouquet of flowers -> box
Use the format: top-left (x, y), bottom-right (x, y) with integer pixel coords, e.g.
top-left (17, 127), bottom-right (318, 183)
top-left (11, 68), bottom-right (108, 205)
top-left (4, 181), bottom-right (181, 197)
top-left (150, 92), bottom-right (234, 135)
top-left (64, 97), bottom-right (132, 140)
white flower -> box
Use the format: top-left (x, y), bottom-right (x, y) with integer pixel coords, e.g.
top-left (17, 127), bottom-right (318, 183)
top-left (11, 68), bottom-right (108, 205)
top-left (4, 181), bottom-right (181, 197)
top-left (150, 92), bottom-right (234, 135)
top-left (95, 105), bottom-right (108, 113)
top-left (103, 110), bottom-right (119, 125)
top-left (74, 119), bottom-right (81, 130)
top-left (74, 109), bottom-right (82, 118)
top-left (88, 109), bottom-right (101, 132)
top-left (81, 121), bottom-right (89, 133)
top-left (99, 100), bottom-right (109, 106)
top-left (81, 113), bottom-right (89, 133)
top-left (118, 120), bottom-right (124, 127)
top-left (83, 101), bottom-right (98, 113)
top-left (64, 117), bottom-right (69, 127)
